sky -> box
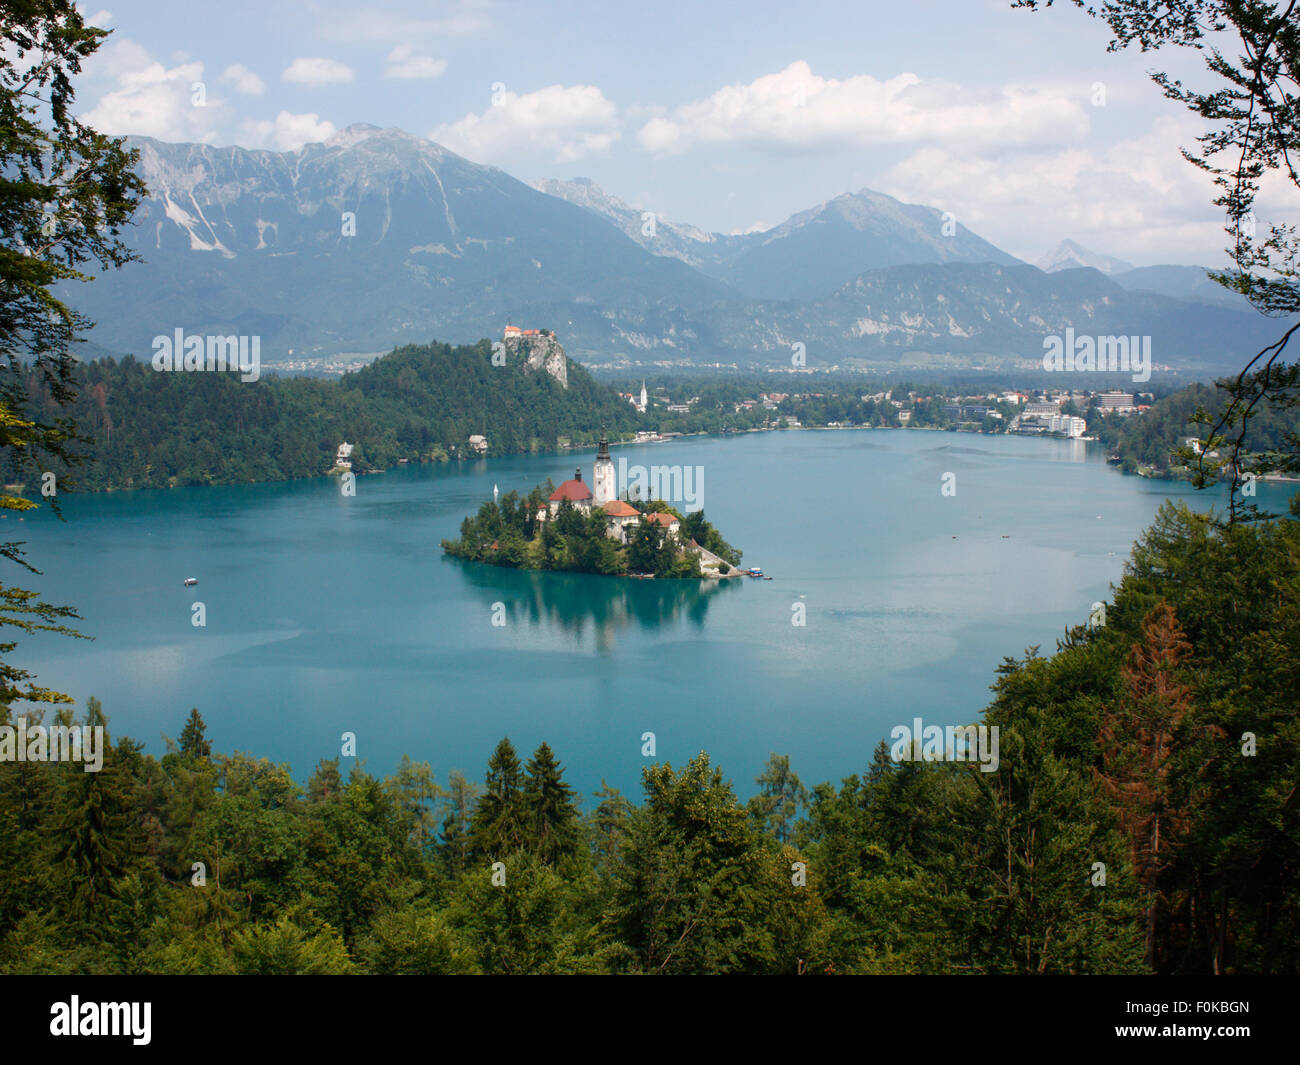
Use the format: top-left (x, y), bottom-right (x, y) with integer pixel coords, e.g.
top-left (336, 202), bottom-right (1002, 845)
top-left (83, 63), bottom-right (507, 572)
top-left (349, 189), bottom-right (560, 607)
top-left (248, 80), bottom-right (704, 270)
top-left (69, 0), bottom-right (1300, 268)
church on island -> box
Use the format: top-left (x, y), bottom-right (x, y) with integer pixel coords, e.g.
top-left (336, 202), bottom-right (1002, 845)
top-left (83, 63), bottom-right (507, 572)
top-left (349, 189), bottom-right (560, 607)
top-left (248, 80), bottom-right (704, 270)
top-left (538, 431), bottom-right (680, 546)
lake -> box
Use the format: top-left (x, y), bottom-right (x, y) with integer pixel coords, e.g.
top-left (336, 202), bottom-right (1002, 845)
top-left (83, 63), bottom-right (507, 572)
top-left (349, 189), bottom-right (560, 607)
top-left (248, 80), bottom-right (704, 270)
top-left (15, 428), bottom-right (1295, 801)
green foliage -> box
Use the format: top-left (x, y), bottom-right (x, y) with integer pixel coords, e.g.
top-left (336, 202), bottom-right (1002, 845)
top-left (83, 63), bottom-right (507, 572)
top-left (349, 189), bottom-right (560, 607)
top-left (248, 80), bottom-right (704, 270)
top-left (1, 500), bottom-right (1297, 973)
top-left (470, 738), bottom-right (525, 858)
top-left (608, 753), bottom-right (814, 974)
top-left (0, 1), bottom-right (143, 705)
top-left (229, 916), bottom-right (353, 975)
top-left (3, 340), bottom-right (638, 492)
top-left (443, 483), bottom-right (733, 579)
top-left (522, 743), bottom-right (581, 865)
top-left (1097, 381), bottom-right (1299, 484)
top-left (747, 753), bottom-right (808, 843)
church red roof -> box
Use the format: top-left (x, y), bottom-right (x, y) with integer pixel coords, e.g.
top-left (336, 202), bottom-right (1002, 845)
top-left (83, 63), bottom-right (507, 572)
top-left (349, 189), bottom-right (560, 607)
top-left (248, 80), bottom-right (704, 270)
top-left (550, 470), bottom-right (592, 502)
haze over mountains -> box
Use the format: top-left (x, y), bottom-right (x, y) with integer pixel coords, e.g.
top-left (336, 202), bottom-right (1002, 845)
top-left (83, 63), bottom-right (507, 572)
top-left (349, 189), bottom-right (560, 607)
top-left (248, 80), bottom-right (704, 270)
top-left (1036, 239), bottom-right (1249, 310)
top-left (62, 123), bottom-right (1277, 374)
top-left (535, 178), bottom-right (1021, 300)
top-left (1037, 238), bottom-right (1134, 276)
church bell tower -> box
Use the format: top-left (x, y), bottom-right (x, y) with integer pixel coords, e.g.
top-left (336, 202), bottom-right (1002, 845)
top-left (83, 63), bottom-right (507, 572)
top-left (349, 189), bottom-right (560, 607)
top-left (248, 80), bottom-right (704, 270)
top-left (593, 428), bottom-right (615, 506)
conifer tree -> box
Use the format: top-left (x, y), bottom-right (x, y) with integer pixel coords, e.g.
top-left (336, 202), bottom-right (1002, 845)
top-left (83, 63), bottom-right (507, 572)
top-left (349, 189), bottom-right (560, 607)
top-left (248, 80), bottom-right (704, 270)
top-left (522, 742), bottom-right (580, 864)
top-left (179, 708), bottom-right (211, 761)
top-left (470, 738), bottom-right (525, 857)
top-left (49, 698), bottom-right (135, 931)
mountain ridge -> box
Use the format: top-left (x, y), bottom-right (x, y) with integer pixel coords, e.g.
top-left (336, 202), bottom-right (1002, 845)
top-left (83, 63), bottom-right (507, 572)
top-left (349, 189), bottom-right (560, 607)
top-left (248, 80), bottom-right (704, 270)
top-left (56, 124), bottom-right (1285, 375)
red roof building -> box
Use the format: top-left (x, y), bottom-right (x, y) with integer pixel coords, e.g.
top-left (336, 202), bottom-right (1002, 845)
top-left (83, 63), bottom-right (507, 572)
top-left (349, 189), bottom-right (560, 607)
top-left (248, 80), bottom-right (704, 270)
top-left (550, 469), bottom-right (593, 503)
top-left (643, 511), bottom-right (680, 531)
top-left (547, 468), bottom-right (594, 518)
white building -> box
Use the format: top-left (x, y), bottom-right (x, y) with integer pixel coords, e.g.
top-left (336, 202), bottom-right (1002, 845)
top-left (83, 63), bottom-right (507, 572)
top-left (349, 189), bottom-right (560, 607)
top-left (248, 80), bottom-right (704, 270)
top-left (643, 511), bottom-right (680, 541)
top-left (602, 500), bottom-right (640, 543)
top-left (1049, 414), bottom-right (1088, 438)
top-left (593, 429), bottom-right (615, 505)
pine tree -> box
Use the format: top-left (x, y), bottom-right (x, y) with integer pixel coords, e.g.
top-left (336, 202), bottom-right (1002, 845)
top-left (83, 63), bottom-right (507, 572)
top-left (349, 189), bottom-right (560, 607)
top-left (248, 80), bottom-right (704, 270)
top-left (49, 698), bottom-right (136, 931)
top-left (470, 738), bottom-right (525, 857)
top-left (179, 708), bottom-right (211, 761)
top-left (522, 743), bottom-right (580, 864)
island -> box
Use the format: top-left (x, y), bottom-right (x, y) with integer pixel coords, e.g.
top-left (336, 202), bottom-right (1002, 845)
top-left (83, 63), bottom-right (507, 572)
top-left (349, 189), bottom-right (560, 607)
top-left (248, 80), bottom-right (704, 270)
top-left (441, 432), bottom-right (743, 579)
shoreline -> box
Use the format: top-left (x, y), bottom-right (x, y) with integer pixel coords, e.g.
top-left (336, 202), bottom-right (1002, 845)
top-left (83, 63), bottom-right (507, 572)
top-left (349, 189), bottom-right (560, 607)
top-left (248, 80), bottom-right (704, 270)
top-left (15, 421), bottom-right (1292, 499)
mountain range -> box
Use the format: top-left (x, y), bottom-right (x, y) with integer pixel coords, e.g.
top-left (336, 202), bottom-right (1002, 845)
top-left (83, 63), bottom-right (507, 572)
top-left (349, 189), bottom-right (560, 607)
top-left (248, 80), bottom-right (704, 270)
top-left (534, 178), bottom-right (1022, 300)
top-left (58, 124), bottom-right (1282, 374)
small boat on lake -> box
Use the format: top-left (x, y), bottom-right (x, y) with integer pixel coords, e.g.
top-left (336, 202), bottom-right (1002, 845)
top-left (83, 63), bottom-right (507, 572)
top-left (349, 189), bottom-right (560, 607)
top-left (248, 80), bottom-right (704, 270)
top-left (747, 567), bottom-right (764, 578)
top-left (183, 577), bottom-right (198, 586)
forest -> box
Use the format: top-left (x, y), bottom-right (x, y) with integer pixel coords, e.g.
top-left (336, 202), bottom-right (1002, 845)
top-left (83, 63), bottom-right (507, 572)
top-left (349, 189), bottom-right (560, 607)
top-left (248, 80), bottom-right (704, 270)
top-left (2, 497), bottom-right (1297, 974)
top-left (0, 340), bottom-right (638, 493)
top-left (1093, 381), bottom-right (1299, 481)
top-left (11, 338), bottom-right (1287, 501)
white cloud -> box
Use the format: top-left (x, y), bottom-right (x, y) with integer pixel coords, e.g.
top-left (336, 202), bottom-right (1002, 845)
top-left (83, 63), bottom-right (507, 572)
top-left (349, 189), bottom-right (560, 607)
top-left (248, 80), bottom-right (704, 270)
top-left (878, 115), bottom-right (1247, 264)
top-left (79, 39), bottom-right (336, 152)
top-left (242, 111), bottom-right (337, 151)
top-left (384, 46), bottom-right (447, 80)
top-left (431, 84), bottom-right (618, 163)
top-left (282, 57), bottom-right (355, 88)
top-left (221, 64), bottom-right (265, 96)
top-left (80, 44), bottom-right (219, 143)
top-left (79, 7), bottom-right (113, 27)
top-left (637, 60), bottom-right (1089, 156)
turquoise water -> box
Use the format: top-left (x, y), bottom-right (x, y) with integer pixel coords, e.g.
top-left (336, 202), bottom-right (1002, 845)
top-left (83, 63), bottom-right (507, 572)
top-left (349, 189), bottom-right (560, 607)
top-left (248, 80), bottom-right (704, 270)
top-left (14, 429), bottom-right (1295, 800)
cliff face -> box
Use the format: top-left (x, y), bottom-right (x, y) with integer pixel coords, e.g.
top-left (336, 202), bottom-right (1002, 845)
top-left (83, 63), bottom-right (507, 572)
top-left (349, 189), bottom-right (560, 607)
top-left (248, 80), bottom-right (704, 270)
top-left (504, 334), bottom-right (568, 389)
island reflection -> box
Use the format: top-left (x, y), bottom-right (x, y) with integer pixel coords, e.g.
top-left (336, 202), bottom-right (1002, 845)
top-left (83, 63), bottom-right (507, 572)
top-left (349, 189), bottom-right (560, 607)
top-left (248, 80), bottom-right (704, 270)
top-left (448, 559), bottom-right (744, 653)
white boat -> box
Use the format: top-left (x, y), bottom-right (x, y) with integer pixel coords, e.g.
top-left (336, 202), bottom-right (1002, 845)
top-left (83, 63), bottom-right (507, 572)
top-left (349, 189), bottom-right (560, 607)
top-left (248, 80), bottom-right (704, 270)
top-left (183, 577), bottom-right (198, 586)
